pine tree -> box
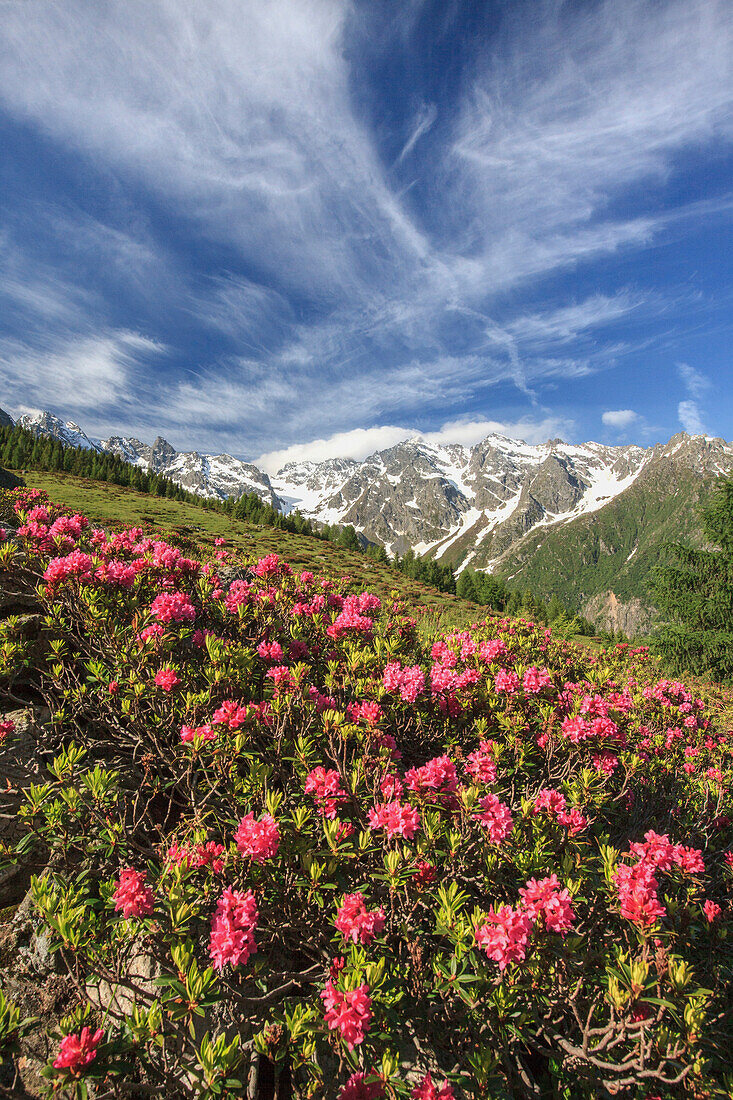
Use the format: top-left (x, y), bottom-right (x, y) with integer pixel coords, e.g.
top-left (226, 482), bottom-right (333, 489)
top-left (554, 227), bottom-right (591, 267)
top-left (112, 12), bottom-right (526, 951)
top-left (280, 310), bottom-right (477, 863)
top-left (651, 474), bottom-right (733, 682)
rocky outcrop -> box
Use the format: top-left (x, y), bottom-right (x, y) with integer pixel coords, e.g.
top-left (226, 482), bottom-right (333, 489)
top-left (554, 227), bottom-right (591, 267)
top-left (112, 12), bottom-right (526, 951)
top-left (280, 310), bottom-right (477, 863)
top-left (0, 467), bottom-right (24, 490)
top-left (583, 591), bottom-right (656, 637)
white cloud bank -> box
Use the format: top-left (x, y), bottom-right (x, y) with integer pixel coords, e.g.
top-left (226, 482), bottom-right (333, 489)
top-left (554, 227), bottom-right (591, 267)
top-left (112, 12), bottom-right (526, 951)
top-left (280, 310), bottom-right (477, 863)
top-left (677, 363), bottom-right (712, 435)
top-left (257, 415), bottom-right (574, 474)
top-left (602, 409), bottom-right (639, 430)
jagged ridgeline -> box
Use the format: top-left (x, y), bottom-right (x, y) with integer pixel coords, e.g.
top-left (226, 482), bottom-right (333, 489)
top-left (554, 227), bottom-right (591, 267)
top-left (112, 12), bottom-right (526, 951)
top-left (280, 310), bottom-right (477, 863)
top-left (8, 407), bottom-right (733, 632)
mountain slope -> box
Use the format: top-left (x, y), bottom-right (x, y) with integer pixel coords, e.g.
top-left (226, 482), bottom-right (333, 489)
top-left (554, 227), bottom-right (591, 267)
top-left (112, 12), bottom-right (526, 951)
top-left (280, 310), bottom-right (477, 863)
top-left (10, 405), bottom-right (733, 629)
top-left (490, 435), bottom-right (732, 630)
top-left (17, 412), bottom-right (280, 507)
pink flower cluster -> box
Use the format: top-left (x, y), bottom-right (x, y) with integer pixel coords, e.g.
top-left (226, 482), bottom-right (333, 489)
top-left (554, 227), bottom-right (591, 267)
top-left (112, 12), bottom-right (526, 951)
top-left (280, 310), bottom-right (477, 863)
top-left (154, 667), bottom-right (180, 691)
top-left (465, 739), bottom-right (498, 784)
top-left (43, 549), bottom-right (94, 587)
top-left (327, 593), bottom-right (381, 640)
top-left (473, 794), bottom-right (513, 844)
top-left (305, 767), bottom-right (347, 818)
top-left (495, 668), bottom-right (520, 695)
top-left (368, 799), bottom-right (420, 840)
top-left (180, 722), bottom-right (216, 743)
top-left (476, 874), bottom-right (575, 968)
top-left (113, 868), bottom-right (154, 919)
top-left (168, 840), bottom-right (225, 874)
top-left (225, 579), bottom-right (251, 613)
top-left (321, 980), bottom-right (372, 1049)
top-left (257, 639), bottom-right (284, 662)
top-left (519, 874), bottom-right (575, 933)
top-left (533, 789), bottom-right (588, 834)
top-left (412, 1073), bottom-right (455, 1100)
top-left (149, 591), bottom-right (196, 624)
top-left (212, 699), bottom-right (248, 729)
top-left (53, 1027), bottom-right (103, 1072)
top-left (475, 904), bottom-right (534, 970)
top-left (348, 700), bottom-right (384, 727)
top-left (561, 714), bottom-right (620, 744)
top-left (522, 666), bottom-right (553, 694)
top-left (339, 1073), bottom-right (384, 1100)
top-left (0, 718), bottom-right (15, 742)
top-left (614, 832), bottom-right (705, 927)
top-left (234, 812), bottom-right (280, 863)
top-left (253, 552), bottom-right (291, 579)
top-left (405, 755), bottom-right (458, 798)
top-left (209, 887), bottom-right (258, 970)
top-left (382, 661), bottom-right (425, 702)
top-left (335, 892), bottom-right (386, 945)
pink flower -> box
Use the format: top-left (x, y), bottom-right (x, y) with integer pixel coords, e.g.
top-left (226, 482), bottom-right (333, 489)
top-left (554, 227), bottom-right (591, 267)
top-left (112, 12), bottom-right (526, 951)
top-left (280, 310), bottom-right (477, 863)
top-left (592, 751), bottom-right (618, 775)
top-left (465, 740), bottom-right (497, 784)
top-left (154, 667), bottom-right (180, 691)
top-left (107, 681), bottom-right (119, 695)
top-left (305, 767), bottom-right (347, 818)
top-left (335, 893), bottom-right (386, 945)
top-left (212, 700), bottom-right (248, 729)
top-left (703, 899), bottom-right (721, 923)
top-left (556, 808), bottom-right (589, 835)
top-left (614, 863), bottom-right (665, 927)
top-left (382, 662), bottom-right (425, 702)
top-left (234, 812), bottom-right (280, 863)
top-left (180, 723), bottom-right (216, 743)
top-left (519, 874), bottom-right (575, 934)
top-left (321, 980), bottom-right (372, 1049)
top-left (479, 639), bottom-right (507, 663)
top-left (43, 550), bottom-right (94, 587)
top-left (473, 794), bottom-right (513, 844)
top-left (209, 887), bottom-right (258, 970)
top-left (257, 640), bottom-right (284, 662)
top-left (253, 552), bottom-right (290, 578)
top-left (494, 669), bottom-right (520, 695)
top-left (266, 664), bottom-right (293, 693)
top-left (351, 700), bottom-right (384, 727)
top-left (113, 868), bottom-right (154, 919)
top-left (168, 841), bottom-right (225, 874)
top-left (413, 859), bottom-right (436, 888)
top-left (53, 1027), bottom-right (103, 1072)
top-left (0, 718), bottom-right (16, 741)
top-left (405, 755), bottom-right (458, 797)
top-left (150, 591), bottom-right (196, 624)
top-left (367, 800), bottom-right (421, 840)
top-left (412, 1073), bottom-right (455, 1100)
top-left (522, 666), bottom-right (552, 694)
top-left (475, 904), bottom-right (535, 970)
top-left (560, 716), bottom-right (591, 743)
top-left (225, 579), bottom-right (251, 613)
top-left (339, 1071), bottom-right (384, 1100)
top-left (533, 788), bottom-right (567, 816)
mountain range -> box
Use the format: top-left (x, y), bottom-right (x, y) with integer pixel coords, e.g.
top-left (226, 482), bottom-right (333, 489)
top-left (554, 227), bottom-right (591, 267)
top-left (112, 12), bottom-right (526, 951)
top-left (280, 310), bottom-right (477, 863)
top-left (11, 408), bottom-right (733, 633)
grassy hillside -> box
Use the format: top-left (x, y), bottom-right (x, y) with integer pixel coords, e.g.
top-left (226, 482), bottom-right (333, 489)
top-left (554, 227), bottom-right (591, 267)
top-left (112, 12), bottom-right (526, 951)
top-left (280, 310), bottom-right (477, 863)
top-left (481, 465), bottom-right (718, 612)
top-left (22, 471), bottom-right (481, 633)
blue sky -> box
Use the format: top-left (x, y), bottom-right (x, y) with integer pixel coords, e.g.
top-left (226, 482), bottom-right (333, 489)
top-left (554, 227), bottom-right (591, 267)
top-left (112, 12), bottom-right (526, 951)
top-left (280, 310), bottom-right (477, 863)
top-left (0, 0), bottom-right (731, 470)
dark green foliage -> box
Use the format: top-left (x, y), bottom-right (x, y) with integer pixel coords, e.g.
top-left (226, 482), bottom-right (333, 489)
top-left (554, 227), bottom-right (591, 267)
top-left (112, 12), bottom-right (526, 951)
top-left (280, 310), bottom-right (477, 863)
top-left (456, 568), bottom-right (594, 635)
top-left (652, 474), bottom-right (733, 682)
top-left (393, 548), bottom-right (456, 593)
top-left (456, 568), bottom-right (507, 608)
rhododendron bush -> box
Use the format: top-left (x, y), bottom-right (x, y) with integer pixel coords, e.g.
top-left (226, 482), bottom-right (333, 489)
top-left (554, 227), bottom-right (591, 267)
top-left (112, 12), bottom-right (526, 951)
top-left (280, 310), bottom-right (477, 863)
top-left (0, 487), bottom-right (731, 1098)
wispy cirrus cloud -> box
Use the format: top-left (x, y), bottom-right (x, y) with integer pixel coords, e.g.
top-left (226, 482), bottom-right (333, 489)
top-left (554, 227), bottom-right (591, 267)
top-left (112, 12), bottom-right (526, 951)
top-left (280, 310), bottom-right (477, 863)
top-left (677, 363), bottom-right (712, 435)
top-left (0, 0), bottom-right (730, 452)
top-left (1, 331), bottom-right (165, 416)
